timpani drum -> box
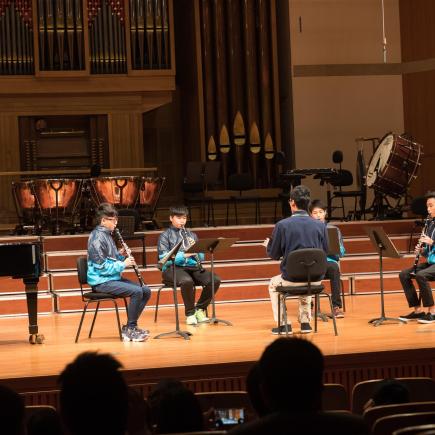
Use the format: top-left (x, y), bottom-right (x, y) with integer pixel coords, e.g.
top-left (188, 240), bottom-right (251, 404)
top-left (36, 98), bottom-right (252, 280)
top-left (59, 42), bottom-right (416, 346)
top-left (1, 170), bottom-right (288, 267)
top-left (90, 176), bottom-right (140, 207)
top-left (366, 133), bottom-right (422, 198)
top-left (11, 180), bottom-right (37, 229)
top-left (32, 179), bottom-right (83, 234)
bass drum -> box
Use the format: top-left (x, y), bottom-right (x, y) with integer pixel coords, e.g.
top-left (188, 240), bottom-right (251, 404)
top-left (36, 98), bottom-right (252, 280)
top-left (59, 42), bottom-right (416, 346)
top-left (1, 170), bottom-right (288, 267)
top-left (366, 134), bottom-right (422, 198)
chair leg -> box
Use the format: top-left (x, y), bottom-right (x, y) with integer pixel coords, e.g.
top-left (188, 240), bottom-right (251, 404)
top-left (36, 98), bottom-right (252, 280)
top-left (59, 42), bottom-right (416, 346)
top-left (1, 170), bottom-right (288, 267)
top-left (142, 239), bottom-right (146, 267)
top-left (314, 295), bottom-right (319, 332)
top-left (277, 294), bottom-right (282, 332)
top-left (75, 301), bottom-right (90, 343)
top-left (88, 301), bottom-right (100, 338)
top-left (154, 286), bottom-right (163, 322)
top-left (341, 279), bottom-right (346, 312)
top-left (326, 294), bottom-right (338, 336)
top-left (113, 301), bottom-right (123, 341)
top-left (283, 297), bottom-right (290, 336)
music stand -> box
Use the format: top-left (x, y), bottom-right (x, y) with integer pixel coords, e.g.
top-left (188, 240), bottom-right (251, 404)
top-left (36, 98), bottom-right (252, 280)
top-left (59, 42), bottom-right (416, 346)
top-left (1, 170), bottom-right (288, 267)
top-left (315, 226), bottom-right (342, 322)
top-left (186, 237), bottom-right (239, 325)
top-left (154, 240), bottom-right (192, 340)
top-left (364, 225), bottom-right (406, 326)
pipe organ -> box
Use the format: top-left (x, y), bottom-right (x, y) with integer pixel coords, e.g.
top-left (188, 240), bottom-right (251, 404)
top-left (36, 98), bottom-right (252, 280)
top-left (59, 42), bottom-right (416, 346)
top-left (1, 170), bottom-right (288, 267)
top-left (0, 0), bottom-right (172, 75)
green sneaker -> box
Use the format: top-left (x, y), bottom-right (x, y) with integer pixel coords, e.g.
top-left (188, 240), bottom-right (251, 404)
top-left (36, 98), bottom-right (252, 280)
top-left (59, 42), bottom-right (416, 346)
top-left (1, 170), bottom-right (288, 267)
top-left (186, 314), bottom-right (198, 325)
top-left (195, 308), bottom-right (209, 323)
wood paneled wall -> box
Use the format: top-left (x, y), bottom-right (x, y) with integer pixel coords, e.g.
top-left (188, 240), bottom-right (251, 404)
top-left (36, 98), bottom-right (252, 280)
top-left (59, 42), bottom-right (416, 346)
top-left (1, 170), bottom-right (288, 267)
top-left (400, 0), bottom-right (435, 197)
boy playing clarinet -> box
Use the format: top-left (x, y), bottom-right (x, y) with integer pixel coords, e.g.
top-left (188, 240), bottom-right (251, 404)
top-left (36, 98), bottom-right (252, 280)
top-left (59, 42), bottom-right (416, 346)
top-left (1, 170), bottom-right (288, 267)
top-left (87, 203), bottom-right (151, 341)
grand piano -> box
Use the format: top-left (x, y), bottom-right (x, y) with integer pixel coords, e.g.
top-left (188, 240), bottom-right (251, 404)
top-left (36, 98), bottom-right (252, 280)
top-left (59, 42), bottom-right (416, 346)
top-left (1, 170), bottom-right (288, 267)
top-left (0, 241), bottom-right (44, 344)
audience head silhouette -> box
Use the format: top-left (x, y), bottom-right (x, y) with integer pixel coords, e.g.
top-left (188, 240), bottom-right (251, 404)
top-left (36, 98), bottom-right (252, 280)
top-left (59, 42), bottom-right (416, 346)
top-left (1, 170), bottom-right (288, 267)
top-left (148, 378), bottom-right (203, 434)
top-left (259, 337), bottom-right (324, 412)
top-left (58, 351), bottom-right (128, 435)
top-left (0, 385), bottom-right (25, 435)
top-left (246, 362), bottom-right (269, 417)
top-left (372, 378), bottom-right (410, 406)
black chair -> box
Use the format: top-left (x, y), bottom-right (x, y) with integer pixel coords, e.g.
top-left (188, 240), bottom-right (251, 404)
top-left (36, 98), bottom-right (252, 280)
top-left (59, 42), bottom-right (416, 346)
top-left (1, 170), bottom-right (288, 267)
top-left (322, 383), bottom-right (350, 411)
top-left (117, 211), bottom-right (146, 267)
top-left (75, 256), bottom-right (128, 342)
top-left (276, 248), bottom-right (338, 336)
top-left (226, 173), bottom-right (260, 225)
top-left (138, 176), bottom-right (166, 229)
top-left (153, 283), bottom-right (205, 322)
top-left (327, 150), bottom-right (366, 220)
top-left (183, 161), bottom-right (221, 226)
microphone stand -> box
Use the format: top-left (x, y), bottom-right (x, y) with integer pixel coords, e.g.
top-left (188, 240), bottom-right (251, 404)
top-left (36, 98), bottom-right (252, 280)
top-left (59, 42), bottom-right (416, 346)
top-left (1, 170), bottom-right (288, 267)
top-left (154, 240), bottom-right (192, 340)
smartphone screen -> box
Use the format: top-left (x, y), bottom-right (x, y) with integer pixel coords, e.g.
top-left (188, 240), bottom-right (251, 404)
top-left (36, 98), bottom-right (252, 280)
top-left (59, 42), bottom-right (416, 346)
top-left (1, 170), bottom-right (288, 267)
top-left (215, 408), bottom-right (245, 428)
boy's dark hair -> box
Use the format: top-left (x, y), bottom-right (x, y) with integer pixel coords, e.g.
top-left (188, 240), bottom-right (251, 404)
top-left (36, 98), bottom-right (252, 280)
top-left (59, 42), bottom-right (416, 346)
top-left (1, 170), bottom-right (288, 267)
top-left (259, 337), bottom-right (324, 412)
top-left (289, 185), bottom-right (311, 211)
top-left (169, 205), bottom-right (189, 217)
top-left (425, 191), bottom-right (435, 200)
top-left (309, 199), bottom-right (327, 213)
top-left (372, 379), bottom-right (410, 406)
top-left (96, 202), bottom-right (118, 224)
top-left (58, 352), bottom-right (128, 435)
top-left (148, 379), bottom-right (203, 434)
top-left (0, 385), bottom-right (25, 435)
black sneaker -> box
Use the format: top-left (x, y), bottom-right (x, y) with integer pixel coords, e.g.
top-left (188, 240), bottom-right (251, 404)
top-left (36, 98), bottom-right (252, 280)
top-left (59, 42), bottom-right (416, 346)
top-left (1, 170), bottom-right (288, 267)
top-left (300, 323), bottom-right (312, 334)
top-left (399, 311), bottom-right (426, 322)
top-left (417, 313), bottom-right (435, 324)
top-left (271, 325), bottom-right (292, 335)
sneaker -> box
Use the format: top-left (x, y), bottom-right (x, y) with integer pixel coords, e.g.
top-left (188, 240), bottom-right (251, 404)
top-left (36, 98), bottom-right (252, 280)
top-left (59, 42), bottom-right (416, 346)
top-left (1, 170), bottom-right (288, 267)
top-left (300, 323), bottom-right (313, 334)
top-left (134, 327), bottom-right (150, 336)
top-left (195, 308), bottom-right (209, 323)
top-left (399, 311), bottom-right (426, 322)
top-left (121, 326), bottom-right (148, 342)
top-left (417, 312), bottom-right (435, 324)
top-left (186, 314), bottom-right (198, 325)
top-left (271, 325), bottom-right (292, 335)
top-left (333, 307), bottom-right (345, 318)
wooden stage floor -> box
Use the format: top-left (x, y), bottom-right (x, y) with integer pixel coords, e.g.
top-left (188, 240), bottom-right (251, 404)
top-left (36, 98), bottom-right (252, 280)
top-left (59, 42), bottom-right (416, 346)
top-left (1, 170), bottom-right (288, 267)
top-left (0, 293), bottom-right (434, 400)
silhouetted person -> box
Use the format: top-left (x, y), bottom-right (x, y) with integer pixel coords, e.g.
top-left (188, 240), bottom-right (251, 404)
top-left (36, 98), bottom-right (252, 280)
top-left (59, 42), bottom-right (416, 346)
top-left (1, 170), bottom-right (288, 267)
top-left (27, 406), bottom-right (63, 435)
top-left (245, 362), bottom-right (269, 417)
top-left (363, 379), bottom-right (410, 411)
top-left (148, 379), bottom-right (204, 434)
top-left (230, 338), bottom-right (369, 435)
top-left (58, 351), bottom-right (129, 435)
top-left (0, 385), bottom-right (25, 435)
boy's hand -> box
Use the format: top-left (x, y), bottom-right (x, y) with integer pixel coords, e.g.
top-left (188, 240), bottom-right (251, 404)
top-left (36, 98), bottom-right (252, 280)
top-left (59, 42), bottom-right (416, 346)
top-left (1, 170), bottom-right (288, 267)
top-left (124, 257), bottom-right (136, 267)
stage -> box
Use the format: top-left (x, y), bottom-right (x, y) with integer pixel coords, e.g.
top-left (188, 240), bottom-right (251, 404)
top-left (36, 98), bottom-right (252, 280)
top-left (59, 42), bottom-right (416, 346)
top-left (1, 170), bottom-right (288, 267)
top-left (1, 293), bottom-right (434, 406)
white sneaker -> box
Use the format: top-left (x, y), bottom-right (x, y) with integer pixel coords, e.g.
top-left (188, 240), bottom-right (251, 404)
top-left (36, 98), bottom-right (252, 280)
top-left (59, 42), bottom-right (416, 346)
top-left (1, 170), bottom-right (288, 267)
top-left (186, 314), bottom-right (198, 325)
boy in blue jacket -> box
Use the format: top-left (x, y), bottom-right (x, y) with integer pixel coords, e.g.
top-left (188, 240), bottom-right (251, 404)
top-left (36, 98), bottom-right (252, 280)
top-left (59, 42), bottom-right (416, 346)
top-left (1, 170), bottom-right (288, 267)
top-left (87, 203), bottom-right (151, 341)
top-left (399, 192), bottom-right (435, 324)
top-left (309, 200), bottom-right (346, 318)
top-left (157, 206), bottom-right (221, 325)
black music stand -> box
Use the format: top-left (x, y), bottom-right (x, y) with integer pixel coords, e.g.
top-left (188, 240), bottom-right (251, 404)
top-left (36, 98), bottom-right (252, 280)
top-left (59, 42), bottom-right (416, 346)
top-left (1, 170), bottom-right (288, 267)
top-left (186, 237), bottom-right (239, 326)
top-left (364, 226), bottom-right (406, 326)
top-left (317, 226), bottom-right (342, 322)
top-left (154, 240), bottom-right (192, 340)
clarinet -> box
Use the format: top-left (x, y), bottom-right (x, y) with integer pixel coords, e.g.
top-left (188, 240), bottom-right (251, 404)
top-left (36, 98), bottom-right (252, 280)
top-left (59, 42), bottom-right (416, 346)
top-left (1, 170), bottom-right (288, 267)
top-left (180, 226), bottom-right (205, 272)
top-left (411, 215), bottom-right (432, 276)
top-left (114, 228), bottom-right (146, 287)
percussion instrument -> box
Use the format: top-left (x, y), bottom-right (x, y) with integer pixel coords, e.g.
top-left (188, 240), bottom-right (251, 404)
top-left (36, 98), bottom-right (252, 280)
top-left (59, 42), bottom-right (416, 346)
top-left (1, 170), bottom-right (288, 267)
top-left (139, 176), bottom-right (162, 205)
top-left (90, 176), bottom-right (140, 207)
top-left (366, 134), bottom-right (422, 198)
top-left (11, 180), bottom-right (37, 230)
top-left (32, 179), bottom-right (83, 234)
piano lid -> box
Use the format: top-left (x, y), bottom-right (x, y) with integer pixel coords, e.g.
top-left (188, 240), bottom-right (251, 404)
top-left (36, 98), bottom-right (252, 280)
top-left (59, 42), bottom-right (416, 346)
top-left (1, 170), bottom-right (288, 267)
top-left (0, 242), bottom-right (42, 278)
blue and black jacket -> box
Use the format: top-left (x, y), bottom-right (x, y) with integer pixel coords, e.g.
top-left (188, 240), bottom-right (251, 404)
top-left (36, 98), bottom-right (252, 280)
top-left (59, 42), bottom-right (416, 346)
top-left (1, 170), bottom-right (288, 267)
top-left (87, 225), bottom-right (125, 286)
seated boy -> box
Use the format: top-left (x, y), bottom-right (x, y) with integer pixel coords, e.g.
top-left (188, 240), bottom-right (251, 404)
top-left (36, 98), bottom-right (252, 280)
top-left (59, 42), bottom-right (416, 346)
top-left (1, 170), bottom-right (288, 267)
top-left (310, 199), bottom-right (346, 318)
top-left (157, 206), bottom-right (221, 325)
